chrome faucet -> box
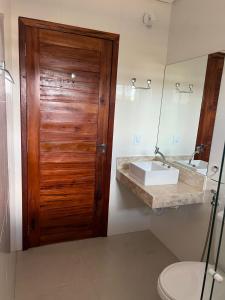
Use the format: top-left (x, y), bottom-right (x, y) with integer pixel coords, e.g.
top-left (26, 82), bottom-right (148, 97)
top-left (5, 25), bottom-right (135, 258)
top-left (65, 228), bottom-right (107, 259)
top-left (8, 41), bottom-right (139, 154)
top-left (154, 146), bottom-right (167, 165)
top-left (189, 144), bottom-right (205, 165)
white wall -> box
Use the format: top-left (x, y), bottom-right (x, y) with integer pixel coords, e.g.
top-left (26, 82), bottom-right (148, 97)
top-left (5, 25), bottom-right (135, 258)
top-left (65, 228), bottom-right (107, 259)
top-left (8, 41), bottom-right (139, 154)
top-left (0, 1), bottom-right (16, 299)
top-left (167, 0), bottom-right (225, 64)
top-left (150, 0), bottom-right (225, 261)
top-left (9, 0), bottom-right (172, 249)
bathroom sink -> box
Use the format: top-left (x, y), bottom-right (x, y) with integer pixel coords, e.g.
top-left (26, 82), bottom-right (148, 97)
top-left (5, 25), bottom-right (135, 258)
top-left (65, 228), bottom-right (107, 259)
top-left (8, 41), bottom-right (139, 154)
top-left (177, 160), bottom-right (208, 175)
top-left (129, 161), bottom-right (180, 186)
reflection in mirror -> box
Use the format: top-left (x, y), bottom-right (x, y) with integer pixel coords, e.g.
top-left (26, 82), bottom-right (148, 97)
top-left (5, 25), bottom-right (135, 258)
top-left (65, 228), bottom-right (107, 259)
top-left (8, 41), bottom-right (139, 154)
top-left (156, 53), bottom-right (225, 176)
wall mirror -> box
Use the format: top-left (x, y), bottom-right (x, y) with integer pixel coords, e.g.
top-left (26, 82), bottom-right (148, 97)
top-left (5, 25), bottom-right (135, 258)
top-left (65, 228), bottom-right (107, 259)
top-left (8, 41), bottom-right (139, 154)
top-left (156, 52), bottom-right (225, 176)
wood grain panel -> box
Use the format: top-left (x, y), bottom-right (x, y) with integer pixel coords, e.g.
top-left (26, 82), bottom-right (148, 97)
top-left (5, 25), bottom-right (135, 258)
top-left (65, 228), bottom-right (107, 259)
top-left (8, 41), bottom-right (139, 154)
top-left (40, 153), bottom-right (96, 163)
top-left (40, 101), bottom-right (98, 114)
top-left (19, 19), bottom-right (29, 249)
top-left (40, 213), bottom-right (93, 227)
top-left (40, 168), bottom-right (95, 180)
top-left (40, 86), bottom-right (99, 103)
top-left (20, 17), bottom-right (119, 41)
top-left (40, 141), bottom-right (96, 153)
top-left (40, 209), bottom-right (94, 243)
top-left (40, 162), bottom-right (96, 176)
top-left (40, 185), bottom-right (95, 196)
top-left (19, 17), bottom-right (119, 249)
top-left (40, 129), bottom-right (97, 142)
top-left (41, 78), bottom-right (99, 93)
top-left (40, 214), bottom-right (93, 230)
top-left (40, 53), bottom-right (100, 73)
top-left (40, 110), bottom-right (98, 123)
top-left (40, 68), bottom-right (100, 84)
top-left (40, 203), bottom-right (94, 214)
top-left (196, 52), bottom-right (225, 162)
top-left (40, 190), bottom-right (95, 205)
top-left (40, 43), bottom-right (100, 73)
top-left (93, 39), bottom-right (112, 236)
top-left (40, 178), bottom-right (95, 190)
top-left (39, 28), bottom-right (102, 51)
top-left (26, 26), bottom-right (41, 247)
top-left (40, 122), bottom-right (97, 134)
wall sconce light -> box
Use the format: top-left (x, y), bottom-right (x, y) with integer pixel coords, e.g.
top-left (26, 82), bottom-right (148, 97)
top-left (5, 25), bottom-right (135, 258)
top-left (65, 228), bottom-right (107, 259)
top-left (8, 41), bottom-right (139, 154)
top-left (131, 78), bottom-right (152, 90)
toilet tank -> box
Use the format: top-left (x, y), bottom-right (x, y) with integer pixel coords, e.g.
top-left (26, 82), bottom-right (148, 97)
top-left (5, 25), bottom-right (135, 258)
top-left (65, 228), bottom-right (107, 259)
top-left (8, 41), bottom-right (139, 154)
top-left (213, 210), bottom-right (225, 271)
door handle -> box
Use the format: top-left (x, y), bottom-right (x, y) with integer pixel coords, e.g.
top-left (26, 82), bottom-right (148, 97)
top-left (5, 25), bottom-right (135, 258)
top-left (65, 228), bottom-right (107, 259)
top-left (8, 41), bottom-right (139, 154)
top-left (97, 144), bottom-right (107, 153)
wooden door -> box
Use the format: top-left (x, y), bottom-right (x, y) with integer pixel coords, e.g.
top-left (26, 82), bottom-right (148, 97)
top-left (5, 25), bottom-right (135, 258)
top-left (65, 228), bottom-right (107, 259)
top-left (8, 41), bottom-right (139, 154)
top-left (19, 18), bottom-right (119, 249)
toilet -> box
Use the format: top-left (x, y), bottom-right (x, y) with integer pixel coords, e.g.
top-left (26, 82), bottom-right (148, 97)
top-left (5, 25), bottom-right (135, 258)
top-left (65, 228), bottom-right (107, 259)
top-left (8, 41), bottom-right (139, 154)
top-left (157, 211), bottom-right (225, 300)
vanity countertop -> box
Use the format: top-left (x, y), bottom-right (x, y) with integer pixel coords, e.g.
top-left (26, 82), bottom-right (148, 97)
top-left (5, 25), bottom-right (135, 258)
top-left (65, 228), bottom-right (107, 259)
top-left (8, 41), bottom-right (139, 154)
top-left (116, 156), bottom-right (205, 209)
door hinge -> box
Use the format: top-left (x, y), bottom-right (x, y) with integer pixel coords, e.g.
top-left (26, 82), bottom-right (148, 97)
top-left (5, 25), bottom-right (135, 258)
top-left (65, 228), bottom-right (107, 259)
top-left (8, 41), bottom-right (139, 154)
top-left (97, 144), bottom-right (107, 154)
top-left (94, 182), bottom-right (102, 214)
top-left (24, 43), bottom-right (27, 57)
top-left (30, 217), bottom-right (36, 231)
top-left (95, 187), bottom-right (102, 202)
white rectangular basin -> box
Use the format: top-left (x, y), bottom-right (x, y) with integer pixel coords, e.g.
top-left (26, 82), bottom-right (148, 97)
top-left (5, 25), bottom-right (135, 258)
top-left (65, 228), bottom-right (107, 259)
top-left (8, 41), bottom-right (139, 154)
top-left (129, 161), bottom-right (180, 186)
top-left (177, 160), bottom-right (208, 175)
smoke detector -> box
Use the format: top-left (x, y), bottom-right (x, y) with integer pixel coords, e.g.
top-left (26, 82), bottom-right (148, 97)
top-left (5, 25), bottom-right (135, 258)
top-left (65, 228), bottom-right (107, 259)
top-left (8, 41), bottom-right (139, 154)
top-left (143, 13), bottom-right (156, 28)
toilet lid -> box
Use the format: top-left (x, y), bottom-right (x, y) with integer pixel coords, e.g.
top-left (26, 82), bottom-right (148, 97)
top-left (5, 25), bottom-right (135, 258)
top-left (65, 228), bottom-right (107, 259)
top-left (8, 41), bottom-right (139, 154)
top-left (158, 262), bottom-right (205, 300)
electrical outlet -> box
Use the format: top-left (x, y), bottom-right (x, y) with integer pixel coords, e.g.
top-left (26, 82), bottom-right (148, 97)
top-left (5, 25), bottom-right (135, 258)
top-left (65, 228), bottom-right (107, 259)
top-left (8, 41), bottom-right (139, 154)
top-left (132, 134), bottom-right (142, 145)
top-left (171, 135), bottom-right (181, 145)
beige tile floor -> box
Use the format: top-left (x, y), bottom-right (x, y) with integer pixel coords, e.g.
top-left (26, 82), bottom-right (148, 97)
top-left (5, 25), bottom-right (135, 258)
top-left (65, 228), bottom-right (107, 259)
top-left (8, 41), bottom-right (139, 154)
top-left (15, 230), bottom-right (178, 300)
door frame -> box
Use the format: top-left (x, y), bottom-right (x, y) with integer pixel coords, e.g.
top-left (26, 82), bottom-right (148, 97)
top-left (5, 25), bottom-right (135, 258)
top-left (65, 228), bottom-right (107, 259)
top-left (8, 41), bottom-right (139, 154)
top-left (195, 52), bottom-right (225, 162)
top-left (19, 17), bottom-right (119, 250)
